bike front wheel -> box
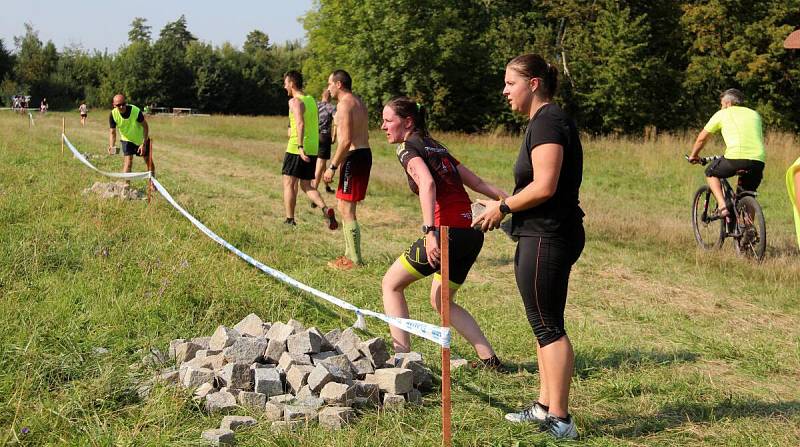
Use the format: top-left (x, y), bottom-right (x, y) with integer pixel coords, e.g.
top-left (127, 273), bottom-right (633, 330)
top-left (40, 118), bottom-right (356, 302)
top-left (692, 185), bottom-right (724, 250)
top-left (734, 196), bottom-right (766, 261)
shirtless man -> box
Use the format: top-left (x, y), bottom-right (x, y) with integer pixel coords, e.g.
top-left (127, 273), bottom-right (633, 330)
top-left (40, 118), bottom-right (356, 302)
top-left (323, 70), bottom-right (372, 269)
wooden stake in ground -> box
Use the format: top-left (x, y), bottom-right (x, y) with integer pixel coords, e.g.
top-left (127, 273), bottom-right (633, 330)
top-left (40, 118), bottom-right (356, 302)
top-left (439, 226), bottom-right (452, 447)
top-left (61, 117), bottom-right (65, 154)
top-left (146, 138), bottom-right (154, 204)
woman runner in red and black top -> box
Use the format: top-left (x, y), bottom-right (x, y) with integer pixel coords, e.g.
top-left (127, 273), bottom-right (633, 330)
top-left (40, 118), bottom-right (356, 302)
top-left (380, 96), bottom-right (508, 368)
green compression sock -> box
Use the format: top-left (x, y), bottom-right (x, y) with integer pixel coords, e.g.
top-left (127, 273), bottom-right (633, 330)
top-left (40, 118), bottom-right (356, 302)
top-left (343, 221), bottom-right (363, 264)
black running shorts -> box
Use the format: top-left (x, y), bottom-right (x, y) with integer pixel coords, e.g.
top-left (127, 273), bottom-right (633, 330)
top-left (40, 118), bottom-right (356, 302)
top-left (399, 227), bottom-right (484, 288)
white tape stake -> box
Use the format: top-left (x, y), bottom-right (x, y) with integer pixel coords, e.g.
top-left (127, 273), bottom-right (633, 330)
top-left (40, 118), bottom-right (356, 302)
top-left (28, 112), bottom-right (34, 127)
top-left (62, 132), bottom-right (451, 348)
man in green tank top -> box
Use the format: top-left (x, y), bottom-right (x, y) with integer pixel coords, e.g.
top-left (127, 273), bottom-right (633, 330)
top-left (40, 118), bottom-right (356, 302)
top-left (108, 93), bottom-right (154, 178)
top-left (689, 88), bottom-right (766, 217)
top-left (282, 71), bottom-right (338, 230)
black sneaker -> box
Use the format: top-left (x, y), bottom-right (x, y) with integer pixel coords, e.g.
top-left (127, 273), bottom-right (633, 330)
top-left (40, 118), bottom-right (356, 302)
top-left (470, 355), bottom-right (511, 373)
top-left (325, 185), bottom-right (335, 194)
top-left (284, 218), bottom-right (296, 226)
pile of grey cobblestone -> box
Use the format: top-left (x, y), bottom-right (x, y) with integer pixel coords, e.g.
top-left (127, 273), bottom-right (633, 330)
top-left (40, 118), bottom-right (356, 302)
top-left (152, 314), bottom-right (434, 445)
top-left (83, 181), bottom-right (144, 200)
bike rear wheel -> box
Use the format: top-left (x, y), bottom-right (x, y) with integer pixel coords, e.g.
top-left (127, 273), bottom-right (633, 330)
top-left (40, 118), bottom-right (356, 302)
top-left (692, 185), bottom-right (724, 250)
top-left (734, 196), bottom-right (766, 261)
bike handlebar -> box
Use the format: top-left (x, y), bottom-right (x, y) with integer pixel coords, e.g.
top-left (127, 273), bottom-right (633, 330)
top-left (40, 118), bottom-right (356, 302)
top-left (684, 154), bottom-right (719, 166)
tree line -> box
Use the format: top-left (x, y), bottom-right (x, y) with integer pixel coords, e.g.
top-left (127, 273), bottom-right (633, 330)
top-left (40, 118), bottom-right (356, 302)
top-left (1, 2), bottom-right (799, 134)
top-left (0, 16), bottom-right (304, 116)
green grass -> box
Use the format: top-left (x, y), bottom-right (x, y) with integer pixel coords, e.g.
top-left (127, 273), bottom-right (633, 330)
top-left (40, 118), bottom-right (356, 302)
top-left (1, 111), bottom-right (799, 446)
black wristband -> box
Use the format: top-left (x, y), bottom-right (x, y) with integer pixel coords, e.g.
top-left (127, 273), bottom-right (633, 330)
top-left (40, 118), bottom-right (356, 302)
top-left (499, 200), bottom-right (511, 215)
top-left (329, 164), bottom-right (338, 171)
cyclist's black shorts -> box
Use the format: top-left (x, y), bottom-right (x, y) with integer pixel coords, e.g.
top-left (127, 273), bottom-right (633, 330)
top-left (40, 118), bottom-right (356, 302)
top-left (398, 227), bottom-right (484, 288)
top-left (705, 157), bottom-right (765, 192)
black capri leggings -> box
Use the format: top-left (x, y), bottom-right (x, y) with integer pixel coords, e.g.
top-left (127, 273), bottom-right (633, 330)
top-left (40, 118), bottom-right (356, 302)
top-left (514, 221), bottom-right (585, 347)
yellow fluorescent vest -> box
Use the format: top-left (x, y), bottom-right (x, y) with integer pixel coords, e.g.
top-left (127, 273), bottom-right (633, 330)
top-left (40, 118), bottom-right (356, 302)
top-left (111, 105), bottom-right (145, 146)
top-left (287, 94), bottom-right (319, 156)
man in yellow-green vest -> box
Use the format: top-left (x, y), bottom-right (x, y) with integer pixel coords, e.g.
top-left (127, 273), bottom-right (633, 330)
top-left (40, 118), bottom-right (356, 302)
top-left (108, 94), bottom-right (153, 177)
top-left (282, 70), bottom-right (337, 230)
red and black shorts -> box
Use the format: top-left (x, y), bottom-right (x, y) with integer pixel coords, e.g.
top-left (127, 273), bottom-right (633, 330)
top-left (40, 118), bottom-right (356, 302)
top-left (337, 148), bottom-right (372, 202)
top-left (399, 227), bottom-right (484, 288)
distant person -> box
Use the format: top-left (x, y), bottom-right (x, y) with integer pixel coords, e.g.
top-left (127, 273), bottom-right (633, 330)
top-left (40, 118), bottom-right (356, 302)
top-left (315, 88), bottom-right (336, 194)
top-left (323, 70), bottom-right (372, 270)
top-left (108, 94), bottom-right (154, 177)
top-left (79, 101), bottom-right (88, 126)
top-left (39, 97), bottom-right (48, 114)
top-left (476, 53), bottom-right (585, 440)
top-left (380, 96), bottom-right (508, 368)
top-left (281, 70), bottom-right (338, 229)
top-left (688, 89), bottom-right (766, 218)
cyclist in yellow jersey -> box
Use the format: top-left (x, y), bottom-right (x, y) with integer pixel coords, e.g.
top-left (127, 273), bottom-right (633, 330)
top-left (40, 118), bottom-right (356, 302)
top-left (688, 89), bottom-right (766, 218)
top-left (281, 71), bottom-right (338, 230)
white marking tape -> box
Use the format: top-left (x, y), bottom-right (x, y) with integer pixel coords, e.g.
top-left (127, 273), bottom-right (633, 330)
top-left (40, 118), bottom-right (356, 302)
top-left (28, 112), bottom-right (34, 127)
top-left (62, 133), bottom-right (451, 348)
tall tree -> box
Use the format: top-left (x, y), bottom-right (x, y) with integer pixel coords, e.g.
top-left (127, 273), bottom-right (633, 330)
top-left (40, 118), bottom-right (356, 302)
top-left (128, 17), bottom-right (152, 43)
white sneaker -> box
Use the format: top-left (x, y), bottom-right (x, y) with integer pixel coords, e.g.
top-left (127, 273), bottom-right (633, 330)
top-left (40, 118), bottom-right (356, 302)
top-left (504, 401), bottom-right (548, 424)
top-left (545, 414), bottom-right (578, 440)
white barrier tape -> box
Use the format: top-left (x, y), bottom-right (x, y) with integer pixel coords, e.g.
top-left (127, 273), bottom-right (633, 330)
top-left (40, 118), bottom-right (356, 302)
top-left (28, 112), bottom-right (34, 126)
top-left (63, 134), bottom-right (151, 180)
top-left (63, 133), bottom-right (451, 348)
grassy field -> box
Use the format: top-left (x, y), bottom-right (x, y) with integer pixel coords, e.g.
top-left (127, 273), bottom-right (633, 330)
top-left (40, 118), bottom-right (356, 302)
top-left (1, 110), bottom-right (799, 446)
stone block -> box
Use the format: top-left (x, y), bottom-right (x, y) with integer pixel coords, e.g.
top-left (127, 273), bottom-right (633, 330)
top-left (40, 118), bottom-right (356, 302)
top-left (191, 336), bottom-right (212, 350)
top-left (217, 363), bottom-right (252, 390)
top-left (183, 367), bottom-right (215, 388)
top-left (250, 362), bottom-right (274, 370)
top-left (205, 390), bottom-right (237, 412)
top-left (306, 362), bottom-right (352, 392)
top-left (334, 328), bottom-right (363, 361)
top-left (286, 318), bottom-right (305, 334)
top-left (405, 388), bottom-right (423, 405)
top-left (263, 339), bottom-right (286, 364)
top-left (372, 368), bottom-right (413, 394)
top-left (220, 415), bottom-right (257, 431)
top-left (205, 353), bottom-right (227, 370)
top-left (181, 356), bottom-right (213, 371)
top-left (393, 352), bottom-right (424, 368)
top-left (383, 393), bottom-right (405, 410)
top-left (351, 397), bottom-right (375, 409)
top-left (351, 357), bottom-right (374, 378)
top-left (264, 401), bottom-right (284, 421)
top-left (359, 338), bottom-right (390, 368)
top-left (287, 330), bottom-right (322, 355)
top-left (295, 385), bottom-right (315, 400)
top-left (237, 391), bottom-right (266, 409)
top-left (175, 342), bottom-right (202, 364)
top-left (194, 382), bottom-right (216, 399)
top-left (277, 352), bottom-right (311, 371)
top-left (209, 326), bottom-right (240, 351)
top-left (311, 351), bottom-right (337, 364)
top-left (283, 405), bottom-right (317, 423)
top-left (168, 338), bottom-right (186, 360)
top-left (268, 393), bottom-right (294, 404)
top-left (285, 364), bottom-right (314, 393)
top-left (233, 313), bottom-right (265, 337)
top-left (223, 337), bottom-right (268, 364)
top-left (324, 328), bottom-right (342, 347)
top-left (404, 361), bottom-right (434, 391)
top-left (319, 382), bottom-right (355, 406)
top-left (219, 386), bottom-right (241, 397)
top-left (196, 349), bottom-right (222, 359)
top-left (354, 381), bottom-right (380, 406)
top-left (201, 428), bottom-right (235, 446)
top-left (296, 396), bottom-right (325, 410)
top-left (157, 368), bottom-right (179, 384)
top-left (451, 358), bottom-right (469, 369)
top-left (265, 322), bottom-right (294, 343)
top-left (308, 327), bottom-right (334, 351)
top-left (253, 367), bottom-right (283, 397)
top-left (318, 406), bottom-right (355, 430)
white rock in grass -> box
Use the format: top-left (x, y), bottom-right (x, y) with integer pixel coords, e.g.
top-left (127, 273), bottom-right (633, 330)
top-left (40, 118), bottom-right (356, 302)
top-left (233, 313), bottom-right (266, 337)
top-left (205, 390), bottom-right (237, 412)
top-left (319, 382), bottom-right (355, 406)
top-left (318, 406), bottom-right (355, 430)
top-left (265, 322), bottom-right (294, 343)
top-left (286, 319), bottom-right (305, 334)
top-left (383, 393), bottom-right (405, 410)
top-left (209, 326), bottom-right (240, 351)
top-left (168, 338), bottom-right (186, 360)
top-left (220, 415), bottom-right (257, 431)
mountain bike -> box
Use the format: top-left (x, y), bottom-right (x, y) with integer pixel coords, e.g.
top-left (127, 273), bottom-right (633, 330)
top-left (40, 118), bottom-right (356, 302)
top-left (687, 155), bottom-right (766, 261)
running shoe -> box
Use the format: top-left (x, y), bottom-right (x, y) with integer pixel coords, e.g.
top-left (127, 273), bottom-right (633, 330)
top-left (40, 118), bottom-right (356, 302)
top-left (325, 184), bottom-right (336, 194)
top-left (470, 355), bottom-right (511, 373)
top-left (310, 201), bottom-right (318, 209)
top-left (327, 256), bottom-right (355, 270)
top-left (284, 218), bottom-right (296, 226)
top-left (545, 414), bottom-right (578, 440)
top-left (504, 401), bottom-right (549, 424)
top-left (324, 207), bottom-right (338, 230)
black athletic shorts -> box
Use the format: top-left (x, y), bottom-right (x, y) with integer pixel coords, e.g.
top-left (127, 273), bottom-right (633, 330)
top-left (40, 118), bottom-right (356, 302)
top-left (705, 156), bottom-right (765, 192)
top-left (121, 140), bottom-right (149, 157)
top-left (318, 136), bottom-right (332, 160)
top-left (282, 152), bottom-right (317, 180)
top-left (515, 220), bottom-right (584, 347)
top-left (399, 227), bottom-right (484, 288)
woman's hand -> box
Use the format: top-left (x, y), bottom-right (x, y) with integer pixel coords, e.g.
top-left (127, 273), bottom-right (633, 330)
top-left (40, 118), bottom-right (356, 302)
top-left (475, 199), bottom-right (505, 232)
top-left (425, 232), bottom-right (440, 268)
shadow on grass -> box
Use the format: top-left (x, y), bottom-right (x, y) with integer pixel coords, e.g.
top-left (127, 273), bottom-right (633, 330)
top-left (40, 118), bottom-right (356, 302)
top-left (574, 348), bottom-right (699, 379)
top-left (595, 399), bottom-right (800, 438)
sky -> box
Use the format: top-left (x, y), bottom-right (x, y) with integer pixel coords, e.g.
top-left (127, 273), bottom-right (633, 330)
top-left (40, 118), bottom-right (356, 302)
top-left (0, 0), bottom-right (313, 53)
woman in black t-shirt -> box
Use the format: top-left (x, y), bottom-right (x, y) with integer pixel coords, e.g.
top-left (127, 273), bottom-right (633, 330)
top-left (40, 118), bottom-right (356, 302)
top-left (380, 96), bottom-right (509, 369)
top-left (476, 54), bottom-right (584, 439)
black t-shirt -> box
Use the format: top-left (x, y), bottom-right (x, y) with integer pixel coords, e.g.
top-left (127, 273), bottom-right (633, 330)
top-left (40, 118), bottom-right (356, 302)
top-left (512, 104), bottom-right (584, 235)
top-left (108, 106), bottom-right (144, 128)
top-left (396, 132), bottom-right (473, 227)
